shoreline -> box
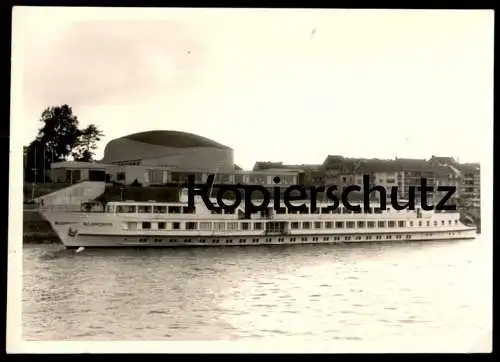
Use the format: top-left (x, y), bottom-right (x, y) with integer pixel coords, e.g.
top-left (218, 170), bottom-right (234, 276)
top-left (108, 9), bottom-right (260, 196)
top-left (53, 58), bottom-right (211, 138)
top-left (23, 209), bottom-right (61, 244)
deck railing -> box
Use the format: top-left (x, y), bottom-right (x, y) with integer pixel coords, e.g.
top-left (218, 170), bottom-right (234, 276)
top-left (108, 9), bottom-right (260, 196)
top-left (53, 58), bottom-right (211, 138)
top-left (37, 204), bottom-right (103, 213)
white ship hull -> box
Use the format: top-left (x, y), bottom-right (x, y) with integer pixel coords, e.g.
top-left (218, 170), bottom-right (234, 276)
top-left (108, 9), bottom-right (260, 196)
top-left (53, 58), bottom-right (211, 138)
top-left (39, 191), bottom-right (478, 248)
top-left (43, 212), bottom-right (477, 248)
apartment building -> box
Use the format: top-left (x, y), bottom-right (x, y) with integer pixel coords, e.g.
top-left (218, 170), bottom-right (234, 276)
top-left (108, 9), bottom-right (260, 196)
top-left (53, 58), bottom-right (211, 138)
top-left (322, 155), bottom-right (364, 187)
top-left (320, 155), bottom-right (456, 203)
top-left (247, 155), bottom-right (479, 207)
top-left (457, 163), bottom-right (481, 208)
top-left (428, 156), bottom-right (480, 207)
top-left (253, 161), bottom-right (322, 186)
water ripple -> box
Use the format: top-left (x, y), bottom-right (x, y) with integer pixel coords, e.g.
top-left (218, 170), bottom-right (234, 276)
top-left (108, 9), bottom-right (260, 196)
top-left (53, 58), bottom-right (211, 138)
top-left (22, 237), bottom-right (492, 350)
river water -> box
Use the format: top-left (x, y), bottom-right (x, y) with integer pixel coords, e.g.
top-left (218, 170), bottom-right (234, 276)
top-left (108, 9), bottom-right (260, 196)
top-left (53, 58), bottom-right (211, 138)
top-left (22, 236), bottom-right (492, 352)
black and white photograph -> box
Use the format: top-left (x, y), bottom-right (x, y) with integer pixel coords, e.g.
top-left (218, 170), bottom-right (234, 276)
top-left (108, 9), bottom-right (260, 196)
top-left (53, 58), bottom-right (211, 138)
top-left (8, 7), bottom-right (492, 353)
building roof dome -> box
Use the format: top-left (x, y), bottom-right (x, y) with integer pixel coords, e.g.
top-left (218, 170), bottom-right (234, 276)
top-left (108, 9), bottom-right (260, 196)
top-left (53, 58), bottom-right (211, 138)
top-left (120, 130), bottom-right (231, 150)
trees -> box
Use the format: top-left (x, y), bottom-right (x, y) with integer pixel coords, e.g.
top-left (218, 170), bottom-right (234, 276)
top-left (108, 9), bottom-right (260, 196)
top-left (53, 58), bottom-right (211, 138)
top-left (37, 104), bottom-right (81, 162)
top-left (72, 124), bottom-right (105, 162)
top-left (24, 105), bottom-right (105, 182)
top-left (24, 139), bottom-right (47, 183)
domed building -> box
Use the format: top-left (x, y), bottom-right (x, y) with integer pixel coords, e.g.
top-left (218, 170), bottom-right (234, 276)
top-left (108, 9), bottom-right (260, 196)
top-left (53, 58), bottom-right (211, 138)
top-left (102, 130), bottom-right (234, 172)
top-left (50, 130), bottom-right (302, 188)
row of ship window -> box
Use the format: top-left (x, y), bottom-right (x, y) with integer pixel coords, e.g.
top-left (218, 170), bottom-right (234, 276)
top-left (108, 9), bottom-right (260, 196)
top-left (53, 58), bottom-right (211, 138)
top-left (136, 231), bottom-right (460, 244)
top-left (137, 234), bottom-right (416, 243)
top-left (111, 205), bottom-right (455, 215)
top-left (123, 219), bottom-right (460, 230)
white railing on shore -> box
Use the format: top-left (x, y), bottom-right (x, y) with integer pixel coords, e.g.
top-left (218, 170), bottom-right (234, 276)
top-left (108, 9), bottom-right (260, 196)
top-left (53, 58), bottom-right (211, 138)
top-left (38, 205), bottom-right (88, 212)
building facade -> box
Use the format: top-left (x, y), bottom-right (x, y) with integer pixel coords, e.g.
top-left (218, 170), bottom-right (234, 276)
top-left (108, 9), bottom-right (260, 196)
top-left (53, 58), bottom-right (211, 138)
top-left (320, 156), bottom-right (461, 203)
top-left (50, 161), bottom-right (301, 188)
top-left (428, 156), bottom-right (480, 208)
top-left (46, 133), bottom-right (480, 208)
top-left (458, 164), bottom-right (481, 208)
top-left (49, 129), bottom-right (303, 188)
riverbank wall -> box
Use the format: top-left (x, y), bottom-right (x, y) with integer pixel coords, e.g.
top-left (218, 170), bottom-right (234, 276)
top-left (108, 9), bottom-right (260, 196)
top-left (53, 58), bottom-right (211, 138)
top-left (23, 209), bottom-right (60, 244)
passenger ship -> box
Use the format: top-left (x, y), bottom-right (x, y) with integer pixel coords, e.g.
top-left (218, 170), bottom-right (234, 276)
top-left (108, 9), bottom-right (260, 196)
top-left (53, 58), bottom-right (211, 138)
top-left (39, 189), bottom-right (477, 248)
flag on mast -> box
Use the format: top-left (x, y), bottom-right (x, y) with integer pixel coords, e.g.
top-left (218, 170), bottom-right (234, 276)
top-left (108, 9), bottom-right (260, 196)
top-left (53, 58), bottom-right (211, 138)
top-left (51, 148), bottom-right (54, 182)
top-left (32, 146), bottom-right (37, 200)
top-left (43, 146), bottom-right (46, 183)
top-left (34, 146), bottom-right (37, 183)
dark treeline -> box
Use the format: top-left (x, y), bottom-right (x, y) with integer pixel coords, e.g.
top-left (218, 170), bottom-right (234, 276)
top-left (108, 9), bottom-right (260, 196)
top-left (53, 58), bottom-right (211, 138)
top-left (24, 104), bottom-right (104, 182)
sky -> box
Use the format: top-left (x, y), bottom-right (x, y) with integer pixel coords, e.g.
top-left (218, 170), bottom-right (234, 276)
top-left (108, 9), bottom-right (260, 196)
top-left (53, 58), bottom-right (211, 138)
top-left (13, 8), bottom-right (494, 170)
